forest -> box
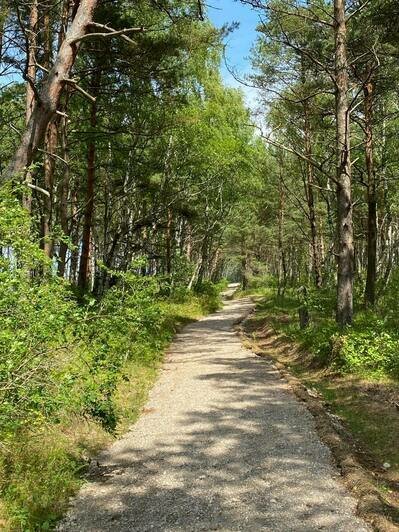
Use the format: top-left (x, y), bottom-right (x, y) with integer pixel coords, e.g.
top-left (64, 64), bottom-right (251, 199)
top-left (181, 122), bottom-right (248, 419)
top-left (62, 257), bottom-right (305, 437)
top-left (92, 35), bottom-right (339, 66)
top-left (0, 0), bottom-right (398, 529)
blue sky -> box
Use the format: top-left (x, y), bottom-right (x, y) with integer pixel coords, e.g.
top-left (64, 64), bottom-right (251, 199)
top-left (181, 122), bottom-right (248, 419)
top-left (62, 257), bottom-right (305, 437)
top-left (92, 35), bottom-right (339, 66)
top-left (207, 0), bottom-right (262, 108)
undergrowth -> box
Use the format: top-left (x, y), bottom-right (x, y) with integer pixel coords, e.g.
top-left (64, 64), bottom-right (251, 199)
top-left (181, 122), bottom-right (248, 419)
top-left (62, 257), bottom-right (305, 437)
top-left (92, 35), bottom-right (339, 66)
top-left (249, 284), bottom-right (399, 381)
top-left (0, 188), bottom-right (224, 531)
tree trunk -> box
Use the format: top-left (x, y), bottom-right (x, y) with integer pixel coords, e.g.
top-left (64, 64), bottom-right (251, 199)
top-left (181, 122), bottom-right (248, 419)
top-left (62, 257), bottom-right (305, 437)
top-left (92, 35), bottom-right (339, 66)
top-left (58, 111), bottom-right (69, 277)
top-left (363, 80), bottom-right (377, 307)
top-left (4, 0), bottom-right (98, 182)
top-left (25, 0), bottom-right (38, 126)
top-left (40, 2), bottom-right (57, 257)
top-left (334, 0), bottom-right (354, 327)
top-left (22, 0), bottom-right (38, 211)
top-left (41, 120), bottom-right (57, 257)
top-left (196, 235), bottom-right (209, 288)
top-left (78, 81), bottom-right (98, 292)
top-left (277, 166), bottom-right (287, 297)
top-left (304, 103), bottom-right (323, 288)
top-left (0, 6), bottom-right (6, 63)
top-left (69, 196), bottom-right (80, 283)
top-left (185, 222), bottom-right (193, 261)
top-left (165, 208), bottom-right (173, 275)
top-left (241, 240), bottom-right (249, 290)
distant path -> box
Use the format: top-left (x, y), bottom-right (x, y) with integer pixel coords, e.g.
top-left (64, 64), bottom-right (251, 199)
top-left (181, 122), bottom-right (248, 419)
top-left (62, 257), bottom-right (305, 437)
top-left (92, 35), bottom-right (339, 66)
top-left (59, 285), bottom-right (368, 531)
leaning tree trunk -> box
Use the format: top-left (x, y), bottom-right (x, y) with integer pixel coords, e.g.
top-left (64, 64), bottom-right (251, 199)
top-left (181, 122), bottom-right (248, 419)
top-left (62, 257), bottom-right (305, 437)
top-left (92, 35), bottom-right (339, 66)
top-left (363, 79), bottom-right (377, 307)
top-left (334, 0), bottom-right (354, 327)
top-left (4, 0), bottom-right (98, 182)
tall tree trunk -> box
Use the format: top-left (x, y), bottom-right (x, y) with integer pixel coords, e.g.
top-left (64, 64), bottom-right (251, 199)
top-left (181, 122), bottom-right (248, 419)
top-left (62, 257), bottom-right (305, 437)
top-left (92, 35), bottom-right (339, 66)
top-left (42, 120), bottom-right (57, 257)
top-left (165, 208), bottom-right (173, 275)
top-left (56, 0), bottom-right (72, 276)
top-left (277, 166), bottom-right (287, 297)
top-left (185, 222), bottom-right (193, 261)
top-left (0, 6), bottom-right (6, 63)
top-left (196, 235), bottom-right (209, 288)
top-left (69, 189), bottom-right (79, 283)
top-left (4, 0), bottom-right (98, 182)
top-left (241, 239), bottom-right (249, 290)
top-left (334, 0), bottom-right (354, 327)
top-left (210, 247), bottom-right (222, 282)
top-left (363, 79), bottom-right (377, 307)
top-left (58, 114), bottom-right (69, 277)
top-left (23, 0), bottom-right (38, 211)
top-left (78, 79), bottom-right (98, 292)
top-left (40, 2), bottom-right (56, 257)
top-left (304, 102), bottom-right (322, 288)
top-left (377, 110), bottom-right (392, 295)
top-left (25, 0), bottom-right (38, 126)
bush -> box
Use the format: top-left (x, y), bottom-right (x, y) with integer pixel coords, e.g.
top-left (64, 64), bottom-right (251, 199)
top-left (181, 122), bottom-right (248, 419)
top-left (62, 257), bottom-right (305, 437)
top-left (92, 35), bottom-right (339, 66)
top-left (251, 280), bottom-right (399, 380)
top-left (331, 329), bottom-right (399, 378)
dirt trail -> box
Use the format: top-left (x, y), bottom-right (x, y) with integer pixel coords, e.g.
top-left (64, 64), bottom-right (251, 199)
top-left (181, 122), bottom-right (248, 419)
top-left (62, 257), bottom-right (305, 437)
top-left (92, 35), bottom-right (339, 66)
top-left (59, 287), bottom-right (369, 531)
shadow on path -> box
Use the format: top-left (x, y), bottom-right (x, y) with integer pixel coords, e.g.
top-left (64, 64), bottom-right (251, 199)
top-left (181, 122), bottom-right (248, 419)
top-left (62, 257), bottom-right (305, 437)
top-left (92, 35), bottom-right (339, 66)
top-left (59, 298), bottom-right (368, 532)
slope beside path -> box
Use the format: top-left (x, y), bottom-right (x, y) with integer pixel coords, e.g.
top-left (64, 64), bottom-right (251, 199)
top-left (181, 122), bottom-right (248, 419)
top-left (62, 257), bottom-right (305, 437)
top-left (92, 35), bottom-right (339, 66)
top-left (59, 287), bottom-right (369, 531)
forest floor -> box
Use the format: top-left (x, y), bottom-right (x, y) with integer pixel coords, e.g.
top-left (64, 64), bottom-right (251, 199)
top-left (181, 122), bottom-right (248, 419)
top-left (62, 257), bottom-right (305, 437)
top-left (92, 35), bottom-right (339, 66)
top-left (58, 287), bottom-right (369, 531)
top-left (240, 298), bottom-right (399, 531)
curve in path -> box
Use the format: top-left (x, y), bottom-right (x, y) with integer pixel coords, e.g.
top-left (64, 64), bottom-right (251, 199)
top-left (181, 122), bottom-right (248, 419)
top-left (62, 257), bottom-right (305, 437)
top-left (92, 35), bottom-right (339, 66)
top-left (59, 290), bottom-right (369, 531)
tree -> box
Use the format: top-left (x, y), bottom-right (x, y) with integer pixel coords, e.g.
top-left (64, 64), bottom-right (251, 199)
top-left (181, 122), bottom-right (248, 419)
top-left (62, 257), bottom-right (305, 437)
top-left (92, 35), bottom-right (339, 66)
top-left (334, 0), bottom-right (353, 326)
top-left (4, 0), bottom-right (98, 182)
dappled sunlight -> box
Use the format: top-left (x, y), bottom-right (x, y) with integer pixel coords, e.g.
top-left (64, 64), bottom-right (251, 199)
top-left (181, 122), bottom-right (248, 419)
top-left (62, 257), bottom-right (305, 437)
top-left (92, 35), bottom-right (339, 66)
top-left (59, 298), bottom-right (368, 532)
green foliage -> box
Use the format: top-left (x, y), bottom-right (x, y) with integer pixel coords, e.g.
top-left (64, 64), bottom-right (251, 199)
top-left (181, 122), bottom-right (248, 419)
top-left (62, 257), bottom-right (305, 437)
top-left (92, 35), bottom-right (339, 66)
top-left (251, 279), bottom-right (399, 380)
top-left (330, 319), bottom-right (399, 379)
top-left (0, 188), bottom-right (223, 529)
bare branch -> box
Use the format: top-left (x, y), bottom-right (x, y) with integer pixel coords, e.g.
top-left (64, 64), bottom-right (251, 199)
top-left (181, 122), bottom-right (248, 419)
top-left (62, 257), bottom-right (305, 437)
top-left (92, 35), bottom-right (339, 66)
top-left (64, 79), bottom-right (96, 102)
top-left (74, 23), bottom-right (145, 44)
top-left (25, 182), bottom-right (50, 197)
top-left (346, 0), bottom-right (372, 23)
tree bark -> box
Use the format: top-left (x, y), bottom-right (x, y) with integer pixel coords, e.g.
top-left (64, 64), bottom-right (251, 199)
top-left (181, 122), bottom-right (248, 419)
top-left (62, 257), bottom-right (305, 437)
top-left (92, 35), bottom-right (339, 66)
top-left (25, 0), bottom-right (38, 126)
top-left (196, 235), bottom-right (209, 288)
top-left (41, 120), bottom-right (57, 257)
top-left (241, 239), bottom-right (249, 290)
top-left (363, 79), bottom-right (377, 307)
top-left (4, 0), bottom-right (98, 182)
top-left (334, 0), bottom-right (354, 327)
top-left (69, 188), bottom-right (80, 283)
top-left (78, 81), bottom-right (98, 292)
top-left (58, 113), bottom-right (69, 277)
top-left (304, 102), bottom-right (323, 288)
top-left (22, 0), bottom-right (38, 211)
top-left (165, 208), bottom-right (173, 275)
top-left (277, 166), bottom-right (287, 297)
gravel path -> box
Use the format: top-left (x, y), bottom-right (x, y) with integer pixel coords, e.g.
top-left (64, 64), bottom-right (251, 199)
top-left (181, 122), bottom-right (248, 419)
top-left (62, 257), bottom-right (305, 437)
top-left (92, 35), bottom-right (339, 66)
top-left (59, 288), bottom-right (369, 531)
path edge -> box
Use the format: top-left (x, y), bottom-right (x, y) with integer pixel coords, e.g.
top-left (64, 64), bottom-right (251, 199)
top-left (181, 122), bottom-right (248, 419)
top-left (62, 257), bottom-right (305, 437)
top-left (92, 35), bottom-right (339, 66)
top-left (237, 304), bottom-right (399, 532)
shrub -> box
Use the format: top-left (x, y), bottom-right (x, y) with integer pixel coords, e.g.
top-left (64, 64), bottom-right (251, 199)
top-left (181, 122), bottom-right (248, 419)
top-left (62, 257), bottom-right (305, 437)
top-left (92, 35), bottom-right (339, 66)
top-left (331, 329), bottom-right (399, 378)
